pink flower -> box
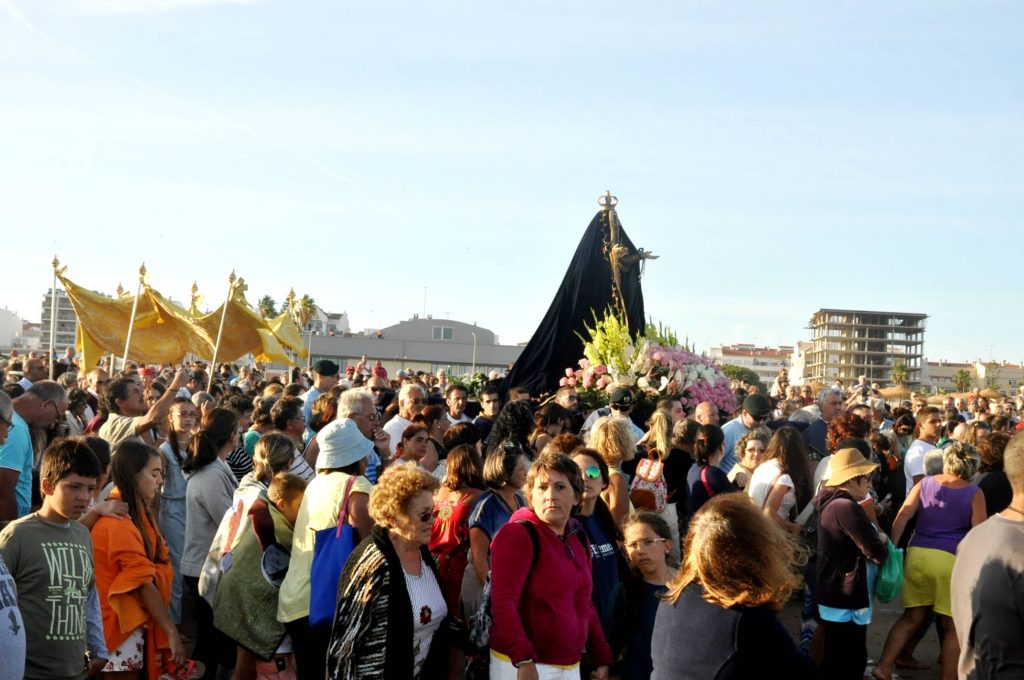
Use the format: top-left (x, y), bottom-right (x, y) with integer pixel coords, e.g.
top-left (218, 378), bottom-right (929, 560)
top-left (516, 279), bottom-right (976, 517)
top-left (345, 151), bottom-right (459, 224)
top-left (652, 352), bottom-right (663, 362)
top-left (578, 358), bottom-right (591, 370)
top-left (568, 377), bottom-right (577, 387)
top-left (594, 364), bottom-right (607, 375)
top-left (559, 377), bottom-right (568, 387)
top-left (597, 375), bottom-right (610, 389)
top-left (582, 373), bottom-right (593, 389)
top-left (565, 367), bottom-right (575, 378)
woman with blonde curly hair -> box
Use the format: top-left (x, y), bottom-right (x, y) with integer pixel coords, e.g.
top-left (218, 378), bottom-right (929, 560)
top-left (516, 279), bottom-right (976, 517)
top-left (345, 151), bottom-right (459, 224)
top-left (591, 416), bottom-right (637, 526)
top-left (651, 493), bottom-right (813, 679)
top-left (726, 427), bottom-right (770, 491)
top-left (327, 464), bottom-right (450, 679)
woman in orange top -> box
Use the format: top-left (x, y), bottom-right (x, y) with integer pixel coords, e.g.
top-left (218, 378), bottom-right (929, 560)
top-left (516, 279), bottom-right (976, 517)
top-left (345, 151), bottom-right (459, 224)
top-left (92, 439), bottom-right (185, 678)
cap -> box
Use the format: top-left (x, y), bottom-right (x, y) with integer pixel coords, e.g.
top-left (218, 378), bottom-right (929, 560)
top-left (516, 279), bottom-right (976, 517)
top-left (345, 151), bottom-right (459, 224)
top-left (346, 365), bottom-right (356, 372)
top-left (609, 387), bottom-right (635, 408)
top-left (742, 394), bottom-right (772, 420)
top-left (311, 359), bottom-right (340, 376)
top-left (315, 419), bottom-right (374, 469)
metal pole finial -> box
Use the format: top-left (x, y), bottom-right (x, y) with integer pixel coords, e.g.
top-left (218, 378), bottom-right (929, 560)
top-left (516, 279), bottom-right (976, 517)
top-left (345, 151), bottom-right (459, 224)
top-left (191, 281), bottom-right (199, 296)
top-left (116, 283), bottom-right (125, 297)
top-left (598, 191), bottom-right (618, 211)
top-left (139, 263), bottom-right (147, 281)
top-left (52, 256), bottom-right (60, 270)
top-left (229, 270), bottom-right (237, 285)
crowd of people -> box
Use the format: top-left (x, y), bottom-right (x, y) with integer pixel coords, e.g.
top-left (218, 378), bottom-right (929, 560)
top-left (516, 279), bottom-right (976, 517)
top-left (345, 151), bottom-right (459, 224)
top-left (0, 351), bottom-right (1023, 680)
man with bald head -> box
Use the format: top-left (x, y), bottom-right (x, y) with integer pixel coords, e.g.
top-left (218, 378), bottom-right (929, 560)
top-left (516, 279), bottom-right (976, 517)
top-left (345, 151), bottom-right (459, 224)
top-left (694, 402), bottom-right (720, 426)
top-left (0, 381), bottom-right (68, 521)
top-left (382, 383), bottom-right (426, 455)
top-left (16, 358), bottom-right (47, 390)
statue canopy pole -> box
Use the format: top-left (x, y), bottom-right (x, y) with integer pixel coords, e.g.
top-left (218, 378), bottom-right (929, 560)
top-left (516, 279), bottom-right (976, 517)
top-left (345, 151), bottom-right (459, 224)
top-left (120, 263), bottom-right (147, 373)
top-left (48, 257), bottom-right (60, 379)
top-left (209, 271), bottom-right (236, 391)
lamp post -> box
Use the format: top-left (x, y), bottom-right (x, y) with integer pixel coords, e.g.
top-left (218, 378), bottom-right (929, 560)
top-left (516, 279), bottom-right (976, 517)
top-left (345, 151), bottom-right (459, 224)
top-left (471, 331), bottom-right (477, 376)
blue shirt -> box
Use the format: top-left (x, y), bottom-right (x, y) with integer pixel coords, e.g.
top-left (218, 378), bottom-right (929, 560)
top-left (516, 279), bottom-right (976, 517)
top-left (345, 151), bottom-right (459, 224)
top-left (578, 511), bottom-right (621, 642)
top-left (720, 417), bottom-right (749, 475)
top-left (0, 413), bottom-right (33, 518)
top-left (468, 490), bottom-right (526, 541)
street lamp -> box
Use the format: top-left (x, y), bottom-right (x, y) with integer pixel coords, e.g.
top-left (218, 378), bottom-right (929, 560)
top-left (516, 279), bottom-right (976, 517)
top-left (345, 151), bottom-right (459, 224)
top-left (471, 332), bottom-right (477, 376)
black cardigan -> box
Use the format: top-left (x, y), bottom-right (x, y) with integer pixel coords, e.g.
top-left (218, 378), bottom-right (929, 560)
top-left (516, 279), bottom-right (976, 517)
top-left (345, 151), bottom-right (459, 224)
top-left (327, 525), bottom-right (452, 679)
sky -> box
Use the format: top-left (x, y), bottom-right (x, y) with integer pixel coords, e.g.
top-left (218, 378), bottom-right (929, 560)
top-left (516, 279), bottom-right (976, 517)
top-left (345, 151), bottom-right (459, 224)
top-left (1, 1), bottom-right (1022, 363)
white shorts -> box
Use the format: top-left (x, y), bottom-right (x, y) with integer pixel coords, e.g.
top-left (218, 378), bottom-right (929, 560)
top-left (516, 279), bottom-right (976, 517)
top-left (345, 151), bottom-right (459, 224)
top-left (103, 626), bottom-right (145, 671)
top-left (490, 651), bottom-right (580, 679)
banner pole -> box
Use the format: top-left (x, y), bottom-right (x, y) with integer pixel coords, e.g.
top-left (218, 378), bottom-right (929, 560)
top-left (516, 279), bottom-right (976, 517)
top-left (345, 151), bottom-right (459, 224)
top-left (121, 264), bottom-right (146, 374)
top-left (209, 271), bottom-right (236, 391)
top-left (48, 257), bottom-right (60, 379)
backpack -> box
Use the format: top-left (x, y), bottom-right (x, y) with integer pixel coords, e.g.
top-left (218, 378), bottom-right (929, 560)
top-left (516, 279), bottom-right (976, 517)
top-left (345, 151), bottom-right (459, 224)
top-left (467, 521), bottom-right (590, 649)
top-left (468, 521), bottom-right (538, 649)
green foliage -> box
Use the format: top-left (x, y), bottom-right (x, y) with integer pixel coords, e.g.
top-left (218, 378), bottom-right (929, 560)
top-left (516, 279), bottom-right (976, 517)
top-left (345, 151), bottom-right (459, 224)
top-left (892, 361), bottom-right (908, 387)
top-left (257, 295), bottom-right (277, 319)
top-left (644, 318), bottom-right (680, 348)
top-left (576, 307), bottom-right (636, 379)
top-left (720, 364), bottom-right (766, 394)
top-left (952, 369), bottom-right (972, 393)
top-left (448, 373), bottom-right (489, 400)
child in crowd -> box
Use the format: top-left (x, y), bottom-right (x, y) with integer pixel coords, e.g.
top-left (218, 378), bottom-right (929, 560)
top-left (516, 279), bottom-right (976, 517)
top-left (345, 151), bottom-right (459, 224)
top-left (0, 438), bottom-right (103, 679)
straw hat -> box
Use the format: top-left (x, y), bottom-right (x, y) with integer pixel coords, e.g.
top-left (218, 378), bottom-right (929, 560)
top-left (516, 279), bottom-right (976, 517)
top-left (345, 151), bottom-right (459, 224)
top-left (824, 448), bottom-right (878, 487)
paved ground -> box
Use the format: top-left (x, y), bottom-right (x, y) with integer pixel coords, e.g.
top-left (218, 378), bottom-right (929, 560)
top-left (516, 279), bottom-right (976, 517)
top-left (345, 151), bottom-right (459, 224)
top-left (779, 593), bottom-right (944, 680)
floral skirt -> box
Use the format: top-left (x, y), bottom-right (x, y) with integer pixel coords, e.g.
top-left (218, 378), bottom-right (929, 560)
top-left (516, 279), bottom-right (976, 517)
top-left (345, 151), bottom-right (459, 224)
top-left (103, 626), bottom-right (145, 671)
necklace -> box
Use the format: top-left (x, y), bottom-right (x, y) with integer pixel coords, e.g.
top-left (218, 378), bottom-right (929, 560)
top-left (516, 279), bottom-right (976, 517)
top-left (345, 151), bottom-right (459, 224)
top-left (1005, 505), bottom-right (1024, 518)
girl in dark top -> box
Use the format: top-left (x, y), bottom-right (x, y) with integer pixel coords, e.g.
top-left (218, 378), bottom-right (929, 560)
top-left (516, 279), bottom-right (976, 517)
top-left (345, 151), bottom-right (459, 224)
top-left (571, 448), bottom-right (626, 648)
top-left (685, 424), bottom-right (736, 517)
top-left (651, 493), bottom-right (813, 680)
top-left (621, 513), bottom-right (676, 680)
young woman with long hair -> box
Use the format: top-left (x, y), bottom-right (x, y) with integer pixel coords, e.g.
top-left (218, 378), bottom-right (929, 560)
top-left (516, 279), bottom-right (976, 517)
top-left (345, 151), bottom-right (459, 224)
top-left (747, 427), bottom-right (813, 533)
top-left (182, 408), bottom-right (239, 680)
top-left (92, 440), bottom-right (185, 678)
top-left (157, 397), bottom-right (196, 624)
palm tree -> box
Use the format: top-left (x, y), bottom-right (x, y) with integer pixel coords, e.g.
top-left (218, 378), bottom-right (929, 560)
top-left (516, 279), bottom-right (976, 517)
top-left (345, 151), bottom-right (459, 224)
top-left (257, 295), bottom-right (277, 319)
top-left (292, 294), bottom-right (318, 329)
top-left (952, 369), bottom-right (972, 393)
top-left (891, 361), bottom-right (908, 388)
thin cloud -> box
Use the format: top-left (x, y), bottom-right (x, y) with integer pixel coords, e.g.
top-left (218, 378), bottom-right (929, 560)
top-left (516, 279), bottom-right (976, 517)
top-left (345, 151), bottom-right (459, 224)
top-left (68, 0), bottom-right (260, 14)
top-left (0, 0), bottom-right (47, 39)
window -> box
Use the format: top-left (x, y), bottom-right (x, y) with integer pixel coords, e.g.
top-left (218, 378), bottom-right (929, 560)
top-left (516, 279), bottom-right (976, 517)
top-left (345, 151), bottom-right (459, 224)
top-left (432, 326), bottom-right (454, 341)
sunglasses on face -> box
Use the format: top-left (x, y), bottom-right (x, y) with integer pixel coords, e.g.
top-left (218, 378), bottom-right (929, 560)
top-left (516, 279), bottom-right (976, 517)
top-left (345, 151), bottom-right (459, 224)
top-left (416, 508), bottom-right (438, 523)
top-left (582, 465), bottom-right (601, 480)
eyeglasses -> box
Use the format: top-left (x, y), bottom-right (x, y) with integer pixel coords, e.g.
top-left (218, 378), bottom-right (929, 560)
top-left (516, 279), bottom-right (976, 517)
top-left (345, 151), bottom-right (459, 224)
top-left (370, 387), bottom-right (387, 392)
top-left (416, 508), bottom-right (438, 523)
top-left (45, 401), bottom-right (63, 421)
top-left (625, 537), bottom-right (667, 552)
top-left (0, 413), bottom-right (12, 428)
top-left (582, 465), bottom-right (601, 480)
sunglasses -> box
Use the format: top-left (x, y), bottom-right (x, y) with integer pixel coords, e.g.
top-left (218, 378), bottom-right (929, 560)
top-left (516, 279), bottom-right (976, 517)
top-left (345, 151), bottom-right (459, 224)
top-left (582, 465), bottom-right (601, 480)
top-left (417, 508), bottom-right (438, 523)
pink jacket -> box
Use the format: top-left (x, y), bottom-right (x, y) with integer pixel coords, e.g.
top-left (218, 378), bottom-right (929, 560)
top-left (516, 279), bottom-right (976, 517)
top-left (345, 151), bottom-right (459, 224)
top-left (488, 507), bottom-right (612, 668)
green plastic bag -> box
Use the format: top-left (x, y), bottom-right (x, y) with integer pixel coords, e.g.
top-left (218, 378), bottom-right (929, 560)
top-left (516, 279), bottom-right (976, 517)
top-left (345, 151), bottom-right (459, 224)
top-left (876, 540), bottom-right (903, 603)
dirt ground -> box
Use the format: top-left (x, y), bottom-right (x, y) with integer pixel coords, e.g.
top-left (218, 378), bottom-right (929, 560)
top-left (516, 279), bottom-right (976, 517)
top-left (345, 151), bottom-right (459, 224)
top-left (779, 593), bottom-right (944, 680)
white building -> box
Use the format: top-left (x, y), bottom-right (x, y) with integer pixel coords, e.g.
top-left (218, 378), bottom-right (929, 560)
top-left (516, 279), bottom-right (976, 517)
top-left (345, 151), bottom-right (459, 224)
top-left (708, 344), bottom-right (794, 387)
top-left (0, 308), bottom-right (22, 347)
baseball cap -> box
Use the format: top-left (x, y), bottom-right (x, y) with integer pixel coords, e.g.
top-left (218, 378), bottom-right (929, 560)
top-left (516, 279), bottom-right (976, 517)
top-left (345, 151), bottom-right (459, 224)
top-left (610, 387), bottom-right (635, 408)
top-left (311, 359), bottom-right (340, 376)
top-left (742, 394), bottom-right (772, 420)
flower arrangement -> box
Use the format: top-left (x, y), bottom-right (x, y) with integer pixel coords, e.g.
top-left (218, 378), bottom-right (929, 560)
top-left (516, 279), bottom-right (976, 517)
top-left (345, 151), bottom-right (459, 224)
top-left (558, 309), bottom-right (736, 415)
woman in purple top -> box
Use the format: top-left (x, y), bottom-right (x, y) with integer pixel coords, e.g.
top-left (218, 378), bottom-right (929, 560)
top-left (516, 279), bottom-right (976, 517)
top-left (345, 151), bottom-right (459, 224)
top-left (873, 442), bottom-right (986, 680)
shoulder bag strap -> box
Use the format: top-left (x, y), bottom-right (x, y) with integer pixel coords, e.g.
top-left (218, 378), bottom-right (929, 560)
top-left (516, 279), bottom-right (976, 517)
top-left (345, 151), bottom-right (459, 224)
top-left (700, 466), bottom-right (715, 497)
top-left (221, 498), bottom-right (246, 557)
top-left (334, 475), bottom-right (358, 538)
top-left (760, 471), bottom-right (785, 511)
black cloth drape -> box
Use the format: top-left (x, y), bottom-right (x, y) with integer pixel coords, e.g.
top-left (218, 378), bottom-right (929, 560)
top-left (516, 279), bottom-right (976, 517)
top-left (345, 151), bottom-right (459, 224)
top-left (504, 210), bottom-right (646, 397)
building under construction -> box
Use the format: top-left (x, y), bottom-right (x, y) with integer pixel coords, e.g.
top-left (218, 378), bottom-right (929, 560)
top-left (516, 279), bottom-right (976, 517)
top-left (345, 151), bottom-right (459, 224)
top-left (805, 308), bottom-right (927, 388)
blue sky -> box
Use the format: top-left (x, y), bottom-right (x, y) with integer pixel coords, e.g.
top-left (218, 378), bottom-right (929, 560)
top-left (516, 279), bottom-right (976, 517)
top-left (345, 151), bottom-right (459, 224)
top-left (1, 1), bottom-right (1021, 363)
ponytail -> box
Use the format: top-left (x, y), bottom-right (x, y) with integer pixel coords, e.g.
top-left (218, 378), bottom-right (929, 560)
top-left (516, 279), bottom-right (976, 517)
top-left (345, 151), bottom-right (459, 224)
top-left (183, 408), bottom-right (238, 474)
top-left (694, 424), bottom-right (724, 467)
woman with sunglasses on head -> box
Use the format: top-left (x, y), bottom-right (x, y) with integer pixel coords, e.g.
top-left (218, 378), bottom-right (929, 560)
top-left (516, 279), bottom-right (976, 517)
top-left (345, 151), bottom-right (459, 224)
top-left (572, 448), bottom-right (626, 654)
top-left (327, 464), bottom-right (452, 679)
top-left (622, 513), bottom-right (677, 680)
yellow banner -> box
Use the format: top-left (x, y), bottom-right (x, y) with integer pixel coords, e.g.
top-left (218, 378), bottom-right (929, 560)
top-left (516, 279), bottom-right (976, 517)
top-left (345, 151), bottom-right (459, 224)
top-left (58, 271), bottom-right (215, 370)
top-left (266, 311), bottom-right (308, 358)
top-left (191, 278), bottom-right (293, 365)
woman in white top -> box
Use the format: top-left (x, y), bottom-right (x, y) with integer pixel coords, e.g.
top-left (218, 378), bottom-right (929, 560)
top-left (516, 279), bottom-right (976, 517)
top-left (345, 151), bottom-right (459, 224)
top-left (747, 427), bottom-right (813, 533)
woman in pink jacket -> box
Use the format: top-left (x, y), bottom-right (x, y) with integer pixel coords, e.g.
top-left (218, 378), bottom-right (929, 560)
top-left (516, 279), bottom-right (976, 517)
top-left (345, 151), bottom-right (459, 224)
top-left (489, 451), bottom-right (612, 680)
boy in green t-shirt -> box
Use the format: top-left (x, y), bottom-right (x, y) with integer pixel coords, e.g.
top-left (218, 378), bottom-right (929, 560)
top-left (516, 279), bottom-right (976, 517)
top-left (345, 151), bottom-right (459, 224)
top-left (0, 438), bottom-right (102, 680)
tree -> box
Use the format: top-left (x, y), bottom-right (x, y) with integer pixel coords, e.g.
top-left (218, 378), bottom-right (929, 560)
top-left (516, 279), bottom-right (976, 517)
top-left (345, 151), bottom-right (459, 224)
top-left (257, 295), bottom-right (277, 319)
top-left (952, 369), bottom-right (972, 393)
top-left (289, 294), bottom-right (318, 328)
top-left (891, 361), bottom-right (908, 388)
top-left (720, 364), bottom-right (767, 395)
